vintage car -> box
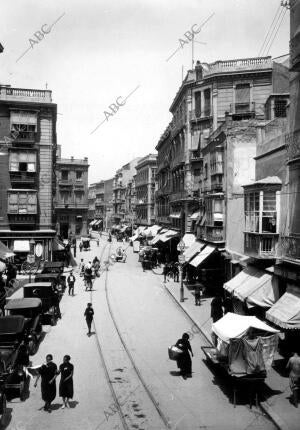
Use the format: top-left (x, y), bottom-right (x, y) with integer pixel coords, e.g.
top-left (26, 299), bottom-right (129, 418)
top-left (5, 298), bottom-right (43, 355)
top-left (115, 247), bottom-right (127, 263)
top-left (35, 272), bottom-right (66, 294)
top-left (81, 237), bottom-right (90, 251)
top-left (42, 261), bottom-right (64, 274)
top-left (23, 282), bottom-right (61, 326)
top-left (0, 316), bottom-right (28, 401)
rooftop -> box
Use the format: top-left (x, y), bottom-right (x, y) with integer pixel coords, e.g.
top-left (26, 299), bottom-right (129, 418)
top-left (243, 176), bottom-right (282, 188)
top-left (0, 85), bottom-right (52, 103)
top-left (57, 157), bottom-right (89, 166)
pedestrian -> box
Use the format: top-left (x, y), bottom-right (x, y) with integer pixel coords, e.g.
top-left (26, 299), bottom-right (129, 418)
top-left (286, 351), bottom-right (300, 407)
top-left (34, 354), bottom-right (57, 412)
top-left (56, 355), bottom-right (74, 409)
top-left (67, 271), bottom-right (76, 296)
top-left (194, 285), bottom-right (201, 306)
top-left (79, 258), bottom-right (85, 276)
top-left (223, 295), bottom-right (232, 314)
top-left (210, 296), bottom-right (223, 323)
top-left (175, 333), bottom-right (193, 379)
top-left (97, 238), bottom-right (99, 246)
top-left (84, 303), bottom-right (94, 335)
top-left (79, 242), bottom-right (83, 253)
top-left (72, 237), bottom-right (77, 258)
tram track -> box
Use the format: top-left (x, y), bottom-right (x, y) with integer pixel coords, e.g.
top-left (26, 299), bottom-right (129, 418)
top-left (90, 240), bottom-right (172, 430)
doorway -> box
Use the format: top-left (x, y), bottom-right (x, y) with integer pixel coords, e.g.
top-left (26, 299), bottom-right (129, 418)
top-left (60, 223), bottom-right (69, 239)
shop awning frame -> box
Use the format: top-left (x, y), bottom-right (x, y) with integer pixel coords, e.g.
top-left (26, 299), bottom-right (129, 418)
top-left (183, 240), bottom-right (205, 261)
top-left (0, 241), bottom-right (15, 259)
top-left (189, 245), bottom-right (215, 268)
top-left (266, 286), bottom-right (300, 329)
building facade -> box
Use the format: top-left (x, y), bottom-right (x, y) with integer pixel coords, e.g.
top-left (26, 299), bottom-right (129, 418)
top-left (0, 84), bottom-right (57, 259)
top-left (55, 148), bottom-right (89, 239)
top-left (135, 154), bottom-right (157, 226)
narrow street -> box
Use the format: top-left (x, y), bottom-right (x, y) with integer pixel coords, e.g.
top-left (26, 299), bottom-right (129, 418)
top-left (5, 237), bottom-right (276, 430)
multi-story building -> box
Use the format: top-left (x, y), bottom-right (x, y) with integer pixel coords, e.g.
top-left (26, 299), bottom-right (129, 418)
top-left (112, 158), bottom-right (141, 225)
top-left (55, 147), bottom-right (89, 238)
top-left (135, 154), bottom-right (157, 226)
top-left (88, 183), bottom-right (97, 222)
top-left (0, 84), bottom-right (57, 259)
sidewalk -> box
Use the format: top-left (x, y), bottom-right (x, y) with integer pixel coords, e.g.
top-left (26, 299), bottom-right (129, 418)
top-left (164, 279), bottom-right (299, 430)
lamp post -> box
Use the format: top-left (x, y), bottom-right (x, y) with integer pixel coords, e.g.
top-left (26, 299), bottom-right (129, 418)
top-left (177, 240), bottom-right (185, 302)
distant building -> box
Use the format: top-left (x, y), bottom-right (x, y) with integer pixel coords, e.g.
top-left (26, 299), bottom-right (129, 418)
top-left (55, 147), bottom-right (89, 238)
top-left (112, 158), bottom-right (141, 225)
top-left (0, 84), bottom-right (57, 260)
top-left (135, 154), bottom-right (157, 226)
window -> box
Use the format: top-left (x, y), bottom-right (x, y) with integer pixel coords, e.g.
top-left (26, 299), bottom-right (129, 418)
top-left (235, 83), bottom-right (250, 112)
top-left (245, 192), bottom-right (260, 232)
top-left (61, 170), bottom-right (68, 180)
top-left (262, 191), bottom-right (277, 232)
top-left (274, 100), bottom-right (287, 118)
top-left (204, 89), bottom-right (211, 116)
top-left (76, 171), bottom-right (82, 180)
top-left (60, 192), bottom-right (70, 204)
top-left (9, 152), bottom-right (36, 172)
top-left (195, 92), bottom-right (201, 117)
top-left (8, 191), bottom-right (37, 214)
top-left (204, 163), bottom-right (208, 179)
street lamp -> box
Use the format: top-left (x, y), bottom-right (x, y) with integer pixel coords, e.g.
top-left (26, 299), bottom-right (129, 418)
top-left (177, 240), bottom-right (185, 302)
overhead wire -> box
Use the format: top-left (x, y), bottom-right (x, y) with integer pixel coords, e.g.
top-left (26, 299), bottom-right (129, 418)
top-left (258, 3), bottom-right (282, 56)
top-left (265, 7), bottom-right (288, 55)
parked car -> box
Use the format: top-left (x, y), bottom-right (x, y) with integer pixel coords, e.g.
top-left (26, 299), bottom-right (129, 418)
top-left (23, 282), bottom-right (61, 326)
top-left (0, 316), bottom-right (28, 401)
top-left (35, 272), bottom-right (66, 294)
top-left (42, 261), bottom-right (64, 274)
top-left (5, 298), bottom-right (43, 355)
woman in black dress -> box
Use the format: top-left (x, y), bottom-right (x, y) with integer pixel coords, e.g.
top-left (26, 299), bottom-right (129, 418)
top-left (56, 355), bottom-right (74, 409)
top-left (175, 333), bottom-right (194, 379)
top-left (34, 354), bottom-right (57, 412)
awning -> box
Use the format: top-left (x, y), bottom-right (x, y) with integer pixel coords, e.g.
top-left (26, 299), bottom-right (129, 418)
top-left (183, 240), bottom-right (205, 261)
top-left (151, 229), bottom-right (168, 245)
top-left (266, 285), bottom-right (300, 329)
top-left (182, 233), bottom-right (196, 249)
top-left (190, 212), bottom-right (200, 220)
top-left (0, 241), bottom-right (15, 259)
top-left (10, 111), bottom-right (37, 126)
top-left (130, 233), bottom-right (139, 242)
top-left (120, 225), bottom-right (127, 232)
top-left (89, 220), bottom-right (97, 226)
top-left (212, 312), bottom-right (279, 342)
top-left (189, 245), bottom-right (215, 267)
top-left (169, 212), bottom-right (182, 219)
top-left (13, 240), bottom-right (30, 252)
top-left (94, 220), bottom-right (102, 226)
top-left (224, 266), bottom-right (279, 309)
top-left (159, 229), bottom-right (179, 243)
top-left (53, 238), bottom-right (65, 251)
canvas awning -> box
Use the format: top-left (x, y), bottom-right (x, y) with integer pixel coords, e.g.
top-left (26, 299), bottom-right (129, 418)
top-left (53, 238), bottom-right (65, 251)
top-left (183, 240), bottom-right (204, 261)
top-left (182, 233), bottom-right (196, 249)
top-left (0, 241), bottom-right (15, 259)
top-left (190, 212), bottom-right (200, 220)
top-left (189, 245), bottom-right (215, 267)
top-left (224, 266), bottom-right (279, 309)
top-left (13, 240), bottom-right (30, 252)
top-left (266, 285), bottom-right (300, 329)
top-left (212, 312), bottom-right (279, 342)
top-left (89, 220), bottom-right (97, 226)
top-left (151, 229), bottom-right (168, 245)
top-left (159, 229), bottom-right (179, 243)
top-left (169, 212), bottom-right (182, 219)
top-left (130, 233), bottom-right (139, 242)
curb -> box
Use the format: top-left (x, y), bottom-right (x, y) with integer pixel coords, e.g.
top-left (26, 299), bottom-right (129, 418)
top-left (163, 282), bottom-right (287, 430)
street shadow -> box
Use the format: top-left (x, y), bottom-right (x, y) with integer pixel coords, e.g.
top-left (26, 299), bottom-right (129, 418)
top-left (169, 371), bottom-right (181, 377)
top-left (0, 407), bottom-right (12, 430)
top-left (69, 400), bottom-right (79, 408)
top-left (87, 331), bottom-right (95, 337)
top-left (50, 403), bottom-right (62, 411)
top-left (272, 358), bottom-right (288, 377)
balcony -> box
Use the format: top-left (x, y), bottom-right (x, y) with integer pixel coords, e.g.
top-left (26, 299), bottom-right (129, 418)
top-left (11, 131), bottom-right (36, 144)
top-left (55, 202), bottom-right (89, 210)
top-left (58, 179), bottom-right (73, 187)
top-left (170, 115), bottom-right (186, 137)
top-left (10, 171), bottom-right (36, 185)
top-left (278, 235), bottom-right (300, 262)
top-left (0, 86), bottom-right (52, 103)
top-left (244, 233), bottom-right (278, 259)
top-left (169, 190), bottom-right (189, 202)
top-left (8, 214), bottom-right (37, 229)
top-left (285, 129), bottom-right (300, 160)
top-left (203, 184), bottom-right (223, 193)
top-left (189, 149), bottom-right (202, 163)
top-left (230, 102), bottom-right (256, 118)
top-left (189, 109), bottom-right (212, 122)
top-left (95, 198), bottom-right (104, 206)
top-left (205, 227), bottom-right (225, 243)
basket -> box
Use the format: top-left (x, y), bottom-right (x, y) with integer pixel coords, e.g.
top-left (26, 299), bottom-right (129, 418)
top-left (168, 345), bottom-right (183, 361)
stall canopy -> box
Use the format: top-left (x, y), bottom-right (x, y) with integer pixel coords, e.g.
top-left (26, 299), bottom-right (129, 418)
top-left (159, 229), bottom-right (179, 243)
top-left (13, 240), bottom-right (30, 252)
top-left (151, 229), bottom-right (167, 245)
top-left (182, 233), bottom-right (196, 249)
top-left (143, 225), bottom-right (161, 237)
top-left (189, 245), bottom-right (215, 268)
top-left (0, 241), bottom-right (15, 259)
top-left (266, 285), bottom-right (300, 329)
top-left (212, 312), bottom-right (279, 343)
top-left (190, 212), bottom-right (200, 220)
top-left (224, 266), bottom-right (279, 309)
top-left (183, 240), bottom-right (205, 261)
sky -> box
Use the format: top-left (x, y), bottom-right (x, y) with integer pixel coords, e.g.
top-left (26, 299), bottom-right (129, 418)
top-left (0, 0), bottom-right (290, 183)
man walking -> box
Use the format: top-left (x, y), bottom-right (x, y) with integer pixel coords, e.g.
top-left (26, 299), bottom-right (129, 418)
top-left (67, 271), bottom-right (76, 296)
top-left (286, 351), bottom-right (300, 407)
top-left (84, 303), bottom-right (94, 335)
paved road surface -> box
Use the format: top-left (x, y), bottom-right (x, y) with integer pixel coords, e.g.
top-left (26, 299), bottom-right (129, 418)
top-left (4, 237), bottom-right (276, 430)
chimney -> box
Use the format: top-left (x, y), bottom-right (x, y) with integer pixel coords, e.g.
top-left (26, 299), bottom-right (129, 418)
top-left (195, 60), bottom-right (203, 80)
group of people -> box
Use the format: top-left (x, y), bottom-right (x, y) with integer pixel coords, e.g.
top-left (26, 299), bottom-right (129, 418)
top-left (33, 354), bottom-right (74, 412)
